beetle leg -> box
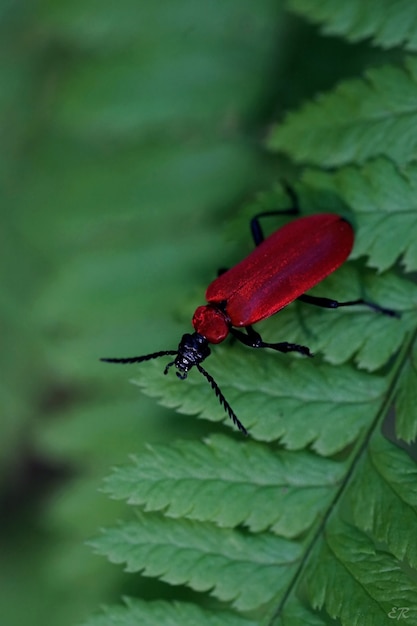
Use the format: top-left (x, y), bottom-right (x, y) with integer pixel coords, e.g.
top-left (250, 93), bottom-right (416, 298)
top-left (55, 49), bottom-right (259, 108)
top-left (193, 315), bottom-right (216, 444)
top-left (298, 294), bottom-right (399, 318)
top-left (250, 184), bottom-right (299, 245)
top-left (229, 326), bottom-right (312, 357)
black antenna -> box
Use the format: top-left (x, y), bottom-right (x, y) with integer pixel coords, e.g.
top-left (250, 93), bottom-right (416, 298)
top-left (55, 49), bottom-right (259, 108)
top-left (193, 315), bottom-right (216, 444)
top-left (101, 349), bottom-right (248, 434)
top-left (196, 363), bottom-right (248, 435)
top-left (100, 350), bottom-right (177, 365)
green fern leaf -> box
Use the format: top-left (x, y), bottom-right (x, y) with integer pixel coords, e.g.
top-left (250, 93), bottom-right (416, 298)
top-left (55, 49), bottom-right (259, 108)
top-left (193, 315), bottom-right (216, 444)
top-left (302, 160), bottom-right (417, 272)
top-left (274, 598), bottom-right (328, 625)
top-left (268, 58), bottom-right (417, 167)
top-left (346, 434), bottom-right (417, 568)
top-left (292, 431), bottom-right (417, 625)
top-left (104, 435), bottom-right (346, 536)
top-left (132, 352), bottom-right (386, 454)
top-left (82, 597), bottom-right (257, 626)
top-left (288, 0), bottom-right (417, 50)
top-left (263, 265), bottom-right (410, 371)
top-left (91, 514), bottom-right (302, 611)
top-left (85, 3), bottom-right (417, 624)
top-left (396, 336), bottom-right (417, 442)
top-left (304, 517), bottom-right (417, 624)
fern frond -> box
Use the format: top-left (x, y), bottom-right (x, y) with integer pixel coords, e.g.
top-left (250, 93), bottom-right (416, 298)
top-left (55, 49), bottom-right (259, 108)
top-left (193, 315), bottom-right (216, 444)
top-left (302, 159), bottom-right (417, 272)
top-left (91, 513), bottom-right (302, 611)
top-left (304, 519), bottom-right (417, 624)
top-left (82, 597), bottom-right (257, 626)
top-left (276, 432), bottom-right (417, 625)
top-left (268, 58), bottom-right (417, 167)
top-left (346, 434), bottom-right (417, 567)
top-left (288, 0), bottom-right (417, 50)
top-left (86, 3), bottom-right (417, 625)
top-left (104, 435), bottom-right (346, 536)
top-left (303, 453), bottom-right (417, 626)
top-left (132, 351), bottom-right (387, 454)
top-left (263, 265), bottom-right (410, 372)
top-left (396, 336), bottom-right (417, 442)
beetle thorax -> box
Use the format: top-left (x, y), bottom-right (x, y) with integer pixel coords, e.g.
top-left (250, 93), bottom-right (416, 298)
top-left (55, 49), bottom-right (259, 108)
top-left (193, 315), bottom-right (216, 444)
top-left (192, 304), bottom-right (230, 343)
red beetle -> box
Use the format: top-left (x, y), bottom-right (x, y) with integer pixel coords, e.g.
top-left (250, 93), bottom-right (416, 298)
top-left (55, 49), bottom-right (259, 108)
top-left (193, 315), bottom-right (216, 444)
top-left (102, 207), bottom-right (396, 434)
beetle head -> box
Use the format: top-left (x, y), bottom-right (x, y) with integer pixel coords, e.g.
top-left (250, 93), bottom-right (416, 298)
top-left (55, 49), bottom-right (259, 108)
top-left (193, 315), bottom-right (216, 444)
top-left (164, 332), bottom-right (211, 379)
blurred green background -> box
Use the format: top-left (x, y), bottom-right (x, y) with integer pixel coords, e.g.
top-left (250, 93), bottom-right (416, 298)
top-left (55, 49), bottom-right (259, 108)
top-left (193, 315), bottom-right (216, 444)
top-left (0, 3), bottom-right (391, 625)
